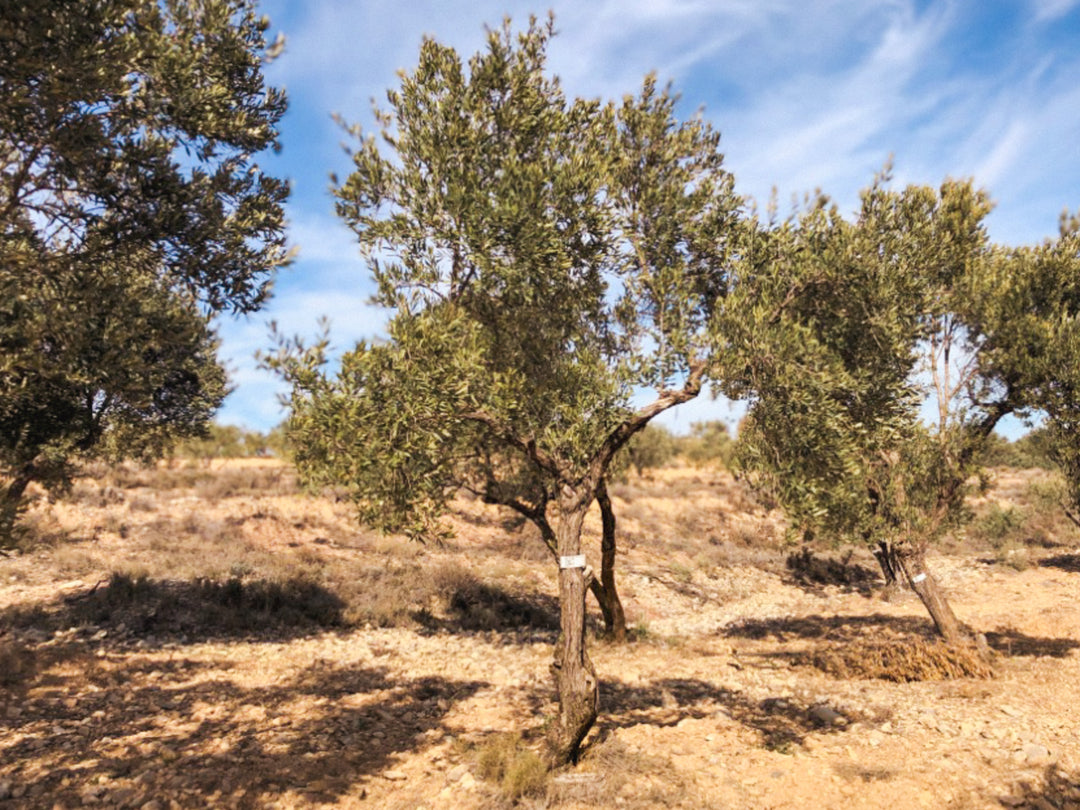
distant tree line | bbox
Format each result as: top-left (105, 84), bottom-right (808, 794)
top-left (619, 421), bottom-right (735, 475)
top-left (626, 421), bottom-right (1061, 478)
top-left (976, 428), bottom-right (1058, 470)
top-left (171, 423), bottom-right (288, 460)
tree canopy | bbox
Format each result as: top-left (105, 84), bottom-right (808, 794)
top-left (269, 16), bottom-right (744, 763)
top-left (722, 173), bottom-right (1080, 643)
top-left (1, 0), bottom-right (289, 542)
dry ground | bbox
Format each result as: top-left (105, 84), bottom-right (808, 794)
top-left (2, 461), bottom-right (1080, 809)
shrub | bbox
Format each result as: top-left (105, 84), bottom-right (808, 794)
top-left (474, 732), bottom-right (549, 801)
top-left (620, 425), bottom-right (679, 477)
top-left (970, 503), bottom-right (1027, 546)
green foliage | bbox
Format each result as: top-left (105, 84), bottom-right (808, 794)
top-left (1012, 428), bottom-right (1059, 470)
top-left (268, 16), bottom-right (743, 540)
top-left (172, 423), bottom-right (281, 459)
top-left (969, 503), bottom-right (1026, 546)
top-left (620, 425), bottom-right (679, 476)
top-left (0, 0), bottom-right (289, 542)
top-left (978, 431), bottom-right (1057, 470)
top-left (722, 175), bottom-right (997, 550)
top-left (725, 171), bottom-right (1080, 560)
top-left (681, 420), bottom-right (734, 467)
top-left (613, 421), bottom-right (735, 477)
top-left (960, 214), bottom-right (1080, 515)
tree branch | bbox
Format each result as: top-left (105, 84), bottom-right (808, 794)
top-left (459, 410), bottom-right (561, 476)
top-left (593, 358), bottom-right (706, 479)
top-left (465, 480), bottom-right (559, 557)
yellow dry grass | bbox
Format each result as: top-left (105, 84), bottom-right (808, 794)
top-left (1, 460), bottom-right (1079, 809)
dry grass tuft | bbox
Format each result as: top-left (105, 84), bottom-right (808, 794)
top-left (423, 565), bottom-right (560, 633)
top-left (342, 561), bottom-right (432, 628)
top-left (551, 736), bottom-right (725, 809)
top-left (472, 732), bottom-right (550, 803)
top-left (801, 639), bottom-right (995, 682)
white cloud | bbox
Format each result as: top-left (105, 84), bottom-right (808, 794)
top-left (220, 0), bottom-right (1080, 432)
top-left (286, 212), bottom-right (365, 265)
top-left (972, 119), bottom-right (1030, 190)
top-left (1031, 0), bottom-right (1080, 22)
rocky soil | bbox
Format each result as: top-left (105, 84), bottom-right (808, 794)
top-left (1, 462), bottom-right (1079, 809)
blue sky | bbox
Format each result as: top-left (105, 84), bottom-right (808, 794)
top-left (217, 0), bottom-right (1080, 438)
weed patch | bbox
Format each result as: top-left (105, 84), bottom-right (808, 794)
top-left (474, 732), bottom-right (550, 802)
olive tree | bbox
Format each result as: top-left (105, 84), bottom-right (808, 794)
top-left (721, 177), bottom-right (1005, 644)
top-left (965, 210), bottom-right (1080, 527)
top-left (267, 17), bottom-right (742, 764)
top-left (0, 0), bottom-right (289, 543)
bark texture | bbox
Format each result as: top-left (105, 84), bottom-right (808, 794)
top-left (896, 543), bottom-right (968, 644)
top-left (547, 491), bottom-right (599, 765)
top-left (594, 479), bottom-right (627, 642)
top-left (520, 498), bottom-right (626, 641)
top-left (872, 540), bottom-right (903, 601)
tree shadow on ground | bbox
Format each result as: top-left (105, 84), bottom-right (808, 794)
top-left (595, 677), bottom-right (855, 750)
top-left (0, 648), bottom-right (487, 808)
top-left (723, 613), bottom-right (937, 643)
top-left (982, 627), bottom-right (1080, 658)
top-left (995, 763), bottom-right (1080, 809)
top-left (414, 580), bottom-right (562, 644)
top-left (1, 572), bottom-right (347, 645)
top-left (725, 613), bottom-right (1080, 664)
top-left (2, 570), bottom-right (572, 651)
top-left (520, 676), bottom-right (854, 752)
top-left (1040, 552), bottom-right (1080, 573)
top-left (782, 548), bottom-right (881, 597)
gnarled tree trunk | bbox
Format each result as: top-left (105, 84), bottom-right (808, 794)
top-left (594, 479), bottom-right (627, 642)
top-left (547, 488), bottom-right (599, 765)
top-left (872, 539), bottom-right (903, 600)
top-left (525, 486), bottom-right (627, 642)
top-left (894, 542), bottom-right (968, 645)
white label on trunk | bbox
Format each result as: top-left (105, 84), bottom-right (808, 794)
top-left (559, 554), bottom-right (587, 569)
top-left (912, 573), bottom-right (927, 584)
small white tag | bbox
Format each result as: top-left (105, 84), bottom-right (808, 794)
top-left (911, 573), bottom-right (927, 584)
top-left (559, 554), bottom-right (587, 569)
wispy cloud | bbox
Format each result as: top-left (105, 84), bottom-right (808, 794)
top-left (224, 0), bottom-right (1080, 431)
top-left (1031, 0), bottom-right (1080, 22)
top-left (972, 120), bottom-right (1030, 191)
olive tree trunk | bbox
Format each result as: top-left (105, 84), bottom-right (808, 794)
top-left (547, 488), bottom-right (599, 765)
top-left (872, 539), bottom-right (904, 600)
top-left (894, 542), bottom-right (969, 645)
top-left (594, 479), bottom-right (627, 642)
top-left (526, 487), bottom-right (627, 643)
